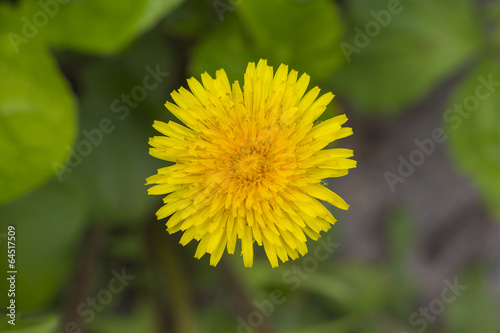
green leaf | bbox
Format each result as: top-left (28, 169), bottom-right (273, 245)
top-left (287, 317), bottom-right (358, 333)
top-left (162, 0), bottom-right (213, 39)
top-left (0, 5), bottom-right (76, 204)
top-left (237, 0), bottom-right (344, 81)
top-left (444, 268), bottom-right (500, 333)
top-left (385, 210), bottom-right (417, 317)
top-left (386, 210), bottom-right (414, 265)
top-left (301, 264), bottom-right (389, 314)
top-left (19, 0), bottom-right (183, 54)
top-left (0, 314), bottom-right (59, 332)
top-left (446, 58), bottom-right (500, 219)
top-left (189, 15), bottom-right (257, 83)
top-left (195, 305), bottom-right (241, 333)
top-left (67, 32), bottom-right (176, 224)
top-left (484, 1), bottom-right (500, 52)
top-left (88, 298), bottom-right (157, 333)
top-left (330, 0), bottom-right (481, 113)
top-left (135, 0), bottom-right (185, 34)
top-left (0, 178), bottom-right (87, 313)
top-left (190, 0), bottom-right (344, 82)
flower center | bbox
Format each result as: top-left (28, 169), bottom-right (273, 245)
top-left (234, 151), bottom-right (263, 181)
top-left (208, 123), bottom-right (294, 196)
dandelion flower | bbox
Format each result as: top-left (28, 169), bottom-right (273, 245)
top-left (146, 59), bottom-right (356, 268)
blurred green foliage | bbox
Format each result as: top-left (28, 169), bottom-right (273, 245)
top-left (19, 0), bottom-right (183, 53)
top-left (0, 5), bottom-right (76, 204)
top-left (1, 314), bottom-right (59, 333)
top-left (446, 59), bottom-right (500, 218)
top-left (0, 0), bottom-right (499, 332)
top-left (191, 0), bottom-right (344, 82)
top-left (0, 178), bottom-right (87, 312)
top-left (445, 267), bottom-right (500, 333)
top-left (330, 0), bottom-right (481, 112)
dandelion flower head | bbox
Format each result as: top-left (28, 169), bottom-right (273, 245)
top-left (146, 59), bottom-right (356, 267)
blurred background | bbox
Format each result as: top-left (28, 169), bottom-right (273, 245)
top-left (1, 0), bottom-right (500, 332)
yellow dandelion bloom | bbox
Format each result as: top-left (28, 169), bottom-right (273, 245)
top-left (146, 59), bottom-right (356, 268)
